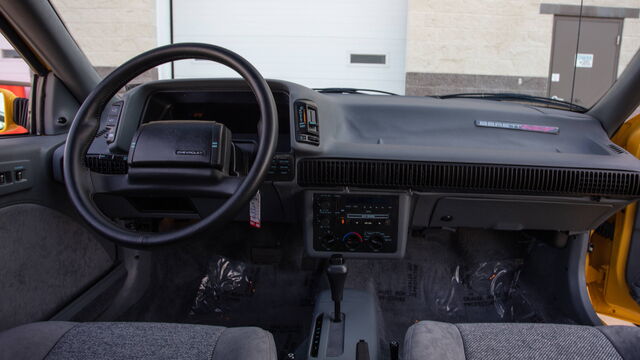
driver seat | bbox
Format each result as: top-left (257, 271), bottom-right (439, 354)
top-left (0, 321), bottom-right (277, 360)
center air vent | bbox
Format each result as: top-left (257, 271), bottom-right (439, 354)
top-left (85, 154), bottom-right (128, 174)
top-left (298, 158), bottom-right (640, 198)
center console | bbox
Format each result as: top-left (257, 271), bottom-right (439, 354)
top-left (309, 289), bottom-right (380, 359)
top-left (307, 255), bottom-right (383, 360)
top-left (303, 192), bottom-right (409, 359)
top-left (304, 191), bottom-right (410, 258)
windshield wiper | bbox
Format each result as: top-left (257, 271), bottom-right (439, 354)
top-left (314, 87), bottom-right (398, 96)
top-left (435, 92), bottom-right (588, 112)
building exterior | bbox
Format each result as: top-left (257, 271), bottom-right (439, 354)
top-left (0, 33), bottom-right (31, 84)
top-left (406, 0), bottom-right (640, 107)
top-left (48, 0), bottom-right (640, 107)
top-left (50, 0), bottom-right (158, 81)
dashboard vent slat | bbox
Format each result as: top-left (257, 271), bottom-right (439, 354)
top-left (298, 158), bottom-right (640, 197)
top-left (608, 144), bottom-right (626, 155)
top-left (85, 154), bottom-right (128, 174)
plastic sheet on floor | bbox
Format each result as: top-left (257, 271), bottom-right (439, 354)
top-left (187, 254), bottom-right (318, 357)
top-left (190, 256), bottom-right (255, 315)
top-left (435, 259), bottom-right (537, 322)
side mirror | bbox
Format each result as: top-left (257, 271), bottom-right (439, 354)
top-left (0, 88), bottom-right (28, 135)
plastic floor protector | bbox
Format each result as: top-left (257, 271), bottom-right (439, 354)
top-left (123, 226), bottom-right (574, 358)
top-left (187, 255), bottom-right (321, 358)
top-left (344, 229), bottom-right (568, 346)
top-left (117, 224), bottom-right (324, 358)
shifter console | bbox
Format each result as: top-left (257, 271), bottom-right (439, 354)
top-left (306, 192), bottom-right (409, 258)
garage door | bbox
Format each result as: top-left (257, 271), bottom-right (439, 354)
top-left (159, 0), bottom-right (408, 94)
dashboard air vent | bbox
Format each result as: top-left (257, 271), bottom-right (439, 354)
top-left (608, 144), bottom-right (626, 155)
top-left (85, 154), bottom-right (128, 174)
top-left (298, 158), bottom-right (640, 197)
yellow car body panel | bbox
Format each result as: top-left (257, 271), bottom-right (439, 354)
top-left (587, 114), bottom-right (640, 324)
top-left (0, 88), bottom-right (19, 134)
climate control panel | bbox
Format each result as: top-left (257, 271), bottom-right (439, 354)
top-left (312, 193), bottom-right (399, 254)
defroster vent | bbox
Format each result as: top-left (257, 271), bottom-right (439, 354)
top-left (298, 158), bottom-right (640, 197)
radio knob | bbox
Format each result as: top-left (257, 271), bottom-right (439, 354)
top-left (318, 199), bottom-right (333, 210)
top-left (320, 231), bottom-right (336, 250)
top-left (342, 232), bottom-right (363, 251)
top-left (368, 234), bottom-right (385, 251)
top-left (319, 215), bottom-right (332, 227)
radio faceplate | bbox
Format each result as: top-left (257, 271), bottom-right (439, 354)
top-left (311, 193), bottom-right (400, 254)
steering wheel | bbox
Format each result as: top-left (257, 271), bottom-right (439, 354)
top-left (64, 43), bottom-right (278, 247)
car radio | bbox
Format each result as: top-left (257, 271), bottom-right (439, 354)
top-left (308, 193), bottom-right (405, 255)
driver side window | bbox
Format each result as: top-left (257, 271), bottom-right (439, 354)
top-left (0, 33), bottom-right (31, 136)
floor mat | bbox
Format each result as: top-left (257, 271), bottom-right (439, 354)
top-left (186, 256), bottom-right (322, 357)
top-left (119, 224), bottom-right (325, 358)
top-left (120, 226), bottom-right (574, 357)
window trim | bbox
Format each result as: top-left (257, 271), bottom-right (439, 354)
top-left (0, 13), bottom-right (47, 76)
top-left (0, 12), bottom-right (49, 136)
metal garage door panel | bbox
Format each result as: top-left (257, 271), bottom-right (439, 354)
top-left (168, 0), bottom-right (408, 94)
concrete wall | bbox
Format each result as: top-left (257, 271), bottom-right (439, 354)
top-left (406, 0), bottom-right (640, 96)
top-left (50, 0), bottom-right (157, 81)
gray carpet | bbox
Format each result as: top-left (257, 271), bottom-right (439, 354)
top-left (344, 229), bottom-right (572, 345)
top-left (119, 224), bottom-right (323, 358)
top-left (186, 259), bottom-right (321, 357)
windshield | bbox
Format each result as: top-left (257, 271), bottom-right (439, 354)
top-left (49, 0), bottom-right (640, 111)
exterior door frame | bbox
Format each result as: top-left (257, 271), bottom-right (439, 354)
top-left (546, 15), bottom-right (623, 101)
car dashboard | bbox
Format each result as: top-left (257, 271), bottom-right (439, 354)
top-left (73, 78), bottom-right (640, 258)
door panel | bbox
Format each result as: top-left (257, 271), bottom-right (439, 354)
top-left (0, 203), bottom-right (112, 331)
top-left (626, 208), bottom-right (640, 302)
top-left (0, 106), bottom-right (115, 332)
top-left (587, 114), bottom-right (640, 324)
top-left (0, 2), bottom-right (118, 332)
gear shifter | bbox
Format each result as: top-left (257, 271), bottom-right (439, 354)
top-left (326, 254), bottom-right (348, 322)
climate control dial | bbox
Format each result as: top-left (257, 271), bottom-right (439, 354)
top-left (368, 233), bottom-right (385, 251)
top-left (342, 232), bottom-right (364, 251)
top-left (319, 230), bottom-right (336, 250)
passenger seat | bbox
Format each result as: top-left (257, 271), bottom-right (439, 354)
top-left (403, 321), bottom-right (640, 360)
top-left (0, 321), bottom-right (277, 360)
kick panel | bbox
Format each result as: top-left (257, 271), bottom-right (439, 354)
top-left (312, 193), bottom-right (399, 254)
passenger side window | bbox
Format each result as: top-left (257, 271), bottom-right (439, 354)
top-left (0, 33), bottom-right (31, 136)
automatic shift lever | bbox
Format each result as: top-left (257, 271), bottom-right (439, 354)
top-left (326, 254), bottom-right (348, 322)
